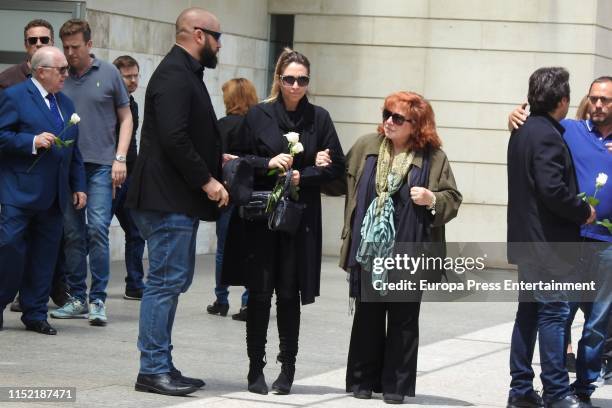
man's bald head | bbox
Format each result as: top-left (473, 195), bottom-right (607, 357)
top-left (31, 46), bottom-right (68, 93)
top-left (31, 46), bottom-right (66, 72)
top-left (174, 7), bottom-right (221, 68)
top-left (175, 7), bottom-right (219, 41)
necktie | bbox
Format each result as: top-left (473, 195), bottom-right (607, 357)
top-left (46, 93), bottom-right (64, 132)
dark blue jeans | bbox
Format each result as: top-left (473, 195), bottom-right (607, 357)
top-left (131, 209), bottom-right (199, 374)
top-left (509, 265), bottom-right (571, 403)
top-left (62, 163), bottom-right (112, 303)
top-left (571, 242), bottom-right (612, 396)
top-left (111, 177), bottom-right (145, 291)
top-left (214, 206), bottom-right (248, 306)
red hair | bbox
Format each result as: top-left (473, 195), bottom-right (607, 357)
top-left (377, 91), bottom-right (442, 151)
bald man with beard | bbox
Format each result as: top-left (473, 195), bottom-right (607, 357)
top-left (127, 8), bottom-right (228, 396)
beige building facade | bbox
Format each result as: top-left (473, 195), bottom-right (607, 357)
top-left (1, 0), bottom-right (610, 263)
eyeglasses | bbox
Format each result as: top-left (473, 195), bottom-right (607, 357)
top-left (280, 75), bottom-right (310, 87)
top-left (382, 109), bottom-right (415, 126)
top-left (193, 27), bottom-right (222, 41)
top-left (40, 65), bottom-right (69, 75)
top-left (588, 95), bottom-right (612, 105)
top-left (26, 36), bottom-right (51, 45)
top-left (122, 74), bottom-right (140, 81)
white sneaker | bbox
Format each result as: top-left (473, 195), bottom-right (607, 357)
top-left (88, 300), bottom-right (107, 326)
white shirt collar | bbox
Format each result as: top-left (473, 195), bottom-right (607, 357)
top-left (30, 77), bottom-right (51, 100)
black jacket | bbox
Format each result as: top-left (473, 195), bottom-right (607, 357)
top-left (221, 99), bottom-right (345, 304)
top-left (217, 114), bottom-right (243, 153)
top-left (507, 114), bottom-right (590, 267)
top-left (126, 45), bottom-right (222, 220)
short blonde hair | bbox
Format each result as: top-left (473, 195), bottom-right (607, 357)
top-left (222, 78), bottom-right (259, 115)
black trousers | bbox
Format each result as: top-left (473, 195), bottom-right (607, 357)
top-left (246, 231), bottom-right (301, 368)
top-left (346, 298), bottom-right (422, 397)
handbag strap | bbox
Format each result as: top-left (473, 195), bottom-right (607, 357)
top-left (281, 169), bottom-right (294, 199)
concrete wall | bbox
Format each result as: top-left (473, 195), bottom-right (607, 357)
top-left (53, 0), bottom-right (612, 262)
top-left (269, 0), bottom-right (612, 260)
top-left (67, 0), bottom-right (270, 260)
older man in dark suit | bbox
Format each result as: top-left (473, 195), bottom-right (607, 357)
top-left (506, 67), bottom-right (595, 408)
top-left (0, 46), bottom-right (86, 334)
top-left (126, 7), bottom-right (228, 396)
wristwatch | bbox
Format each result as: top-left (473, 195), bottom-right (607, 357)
top-left (115, 154), bottom-right (127, 163)
top-left (427, 193), bottom-right (437, 215)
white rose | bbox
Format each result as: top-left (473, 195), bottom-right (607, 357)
top-left (70, 113), bottom-right (81, 125)
top-left (284, 132), bottom-right (299, 144)
top-left (596, 172), bottom-right (608, 189)
top-left (290, 142), bottom-right (304, 155)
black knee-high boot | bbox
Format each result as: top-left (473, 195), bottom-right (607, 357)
top-left (247, 293), bottom-right (271, 394)
top-left (272, 296), bottom-right (300, 394)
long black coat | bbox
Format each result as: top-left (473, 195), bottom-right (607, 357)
top-left (221, 99), bottom-right (345, 304)
top-left (126, 45), bottom-right (222, 220)
top-left (507, 113), bottom-right (590, 269)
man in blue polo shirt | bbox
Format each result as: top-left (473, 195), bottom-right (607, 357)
top-left (509, 76), bottom-right (611, 407)
top-left (50, 19), bottom-right (133, 327)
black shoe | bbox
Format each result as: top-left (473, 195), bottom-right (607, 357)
top-left (575, 394), bottom-right (592, 408)
top-left (352, 389), bottom-right (372, 399)
top-left (135, 373), bottom-right (198, 396)
top-left (24, 320), bottom-right (57, 335)
top-left (50, 283), bottom-right (70, 307)
top-left (206, 301), bottom-right (229, 316)
top-left (247, 363), bottom-right (268, 395)
top-left (232, 306), bottom-right (247, 321)
top-left (124, 288), bottom-right (143, 300)
top-left (169, 369), bottom-right (205, 388)
top-left (0, 311), bottom-right (3, 330)
top-left (10, 296), bottom-right (21, 313)
top-left (271, 363), bottom-right (294, 395)
top-left (508, 390), bottom-right (545, 408)
top-left (545, 395), bottom-right (580, 408)
top-left (566, 352), bottom-right (577, 373)
top-left (383, 393), bottom-right (404, 404)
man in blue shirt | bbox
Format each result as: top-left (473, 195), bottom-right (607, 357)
top-left (50, 19), bottom-right (133, 327)
top-left (509, 76), bottom-right (612, 407)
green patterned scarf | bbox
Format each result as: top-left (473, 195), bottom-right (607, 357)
top-left (355, 137), bottom-right (414, 295)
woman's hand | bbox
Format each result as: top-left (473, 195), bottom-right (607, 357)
top-left (222, 153), bottom-right (238, 167)
top-left (315, 148), bottom-right (332, 167)
top-left (268, 153), bottom-right (293, 171)
top-left (410, 187), bottom-right (435, 207)
top-left (290, 169), bottom-right (300, 186)
top-left (508, 102), bottom-right (528, 130)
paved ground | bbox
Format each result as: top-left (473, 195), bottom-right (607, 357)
top-left (0, 255), bottom-right (610, 407)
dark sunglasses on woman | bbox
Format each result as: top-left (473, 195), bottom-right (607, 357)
top-left (382, 109), bottom-right (415, 126)
top-left (280, 75), bottom-right (310, 87)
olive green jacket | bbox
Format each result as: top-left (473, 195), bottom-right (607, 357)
top-left (338, 133), bottom-right (463, 271)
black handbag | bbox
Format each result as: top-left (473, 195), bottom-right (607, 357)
top-left (222, 158), bottom-right (253, 206)
top-left (267, 170), bottom-right (305, 235)
top-left (238, 190), bottom-right (271, 221)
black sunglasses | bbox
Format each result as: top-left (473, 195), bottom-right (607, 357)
top-left (382, 109), bottom-right (415, 126)
top-left (193, 27), bottom-right (222, 41)
top-left (41, 65), bottom-right (69, 75)
top-left (26, 36), bottom-right (51, 45)
top-left (588, 95), bottom-right (612, 105)
top-left (280, 75), bottom-right (310, 87)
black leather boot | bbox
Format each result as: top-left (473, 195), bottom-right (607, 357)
top-left (246, 293), bottom-right (271, 395)
top-left (272, 296), bottom-right (300, 395)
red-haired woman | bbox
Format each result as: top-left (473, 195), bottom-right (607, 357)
top-left (339, 91), bottom-right (462, 404)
